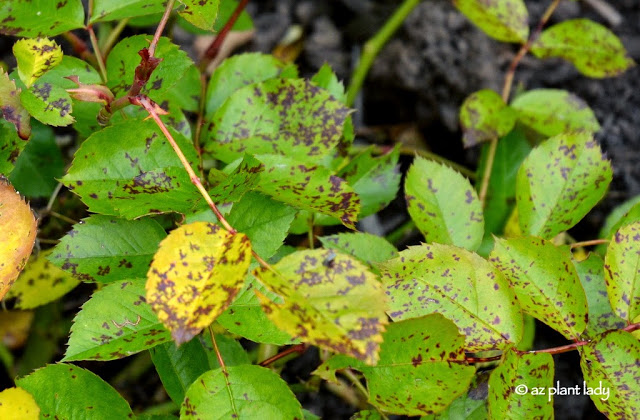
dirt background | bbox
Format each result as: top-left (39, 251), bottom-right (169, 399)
top-left (244, 0), bottom-right (639, 418)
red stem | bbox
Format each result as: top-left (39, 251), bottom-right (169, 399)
top-left (259, 344), bottom-right (307, 367)
top-left (200, 0), bottom-right (249, 71)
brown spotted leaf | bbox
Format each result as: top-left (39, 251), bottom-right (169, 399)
top-left (0, 71), bottom-right (31, 140)
top-left (255, 154), bottom-right (360, 229)
top-left (453, 0), bottom-right (529, 43)
top-left (0, 179), bottom-right (36, 300)
top-left (147, 222), bottom-right (251, 345)
top-left (204, 78), bottom-right (351, 164)
top-left (7, 249), bottom-right (80, 309)
top-left (459, 89), bottom-right (516, 147)
top-left (254, 249), bottom-right (387, 364)
top-left (490, 237), bottom-right (588, 340)
top-left (0, 0), bottom-right (85, 37)
top-left (178, 0), bottom-right (220, 31)
top-left (49, 215), bottom-right (167, 283)
top-left (361, 315), bottom-right (475, 416)
top-left (16, 75), bottom-right (74, 127)
top-left (574, 254), bottom-right (625, 338)
top-left (380, 243), bottom-right (523, 352)
top-left (405, 157), bottom-right (484, 251)
top-left (531, 19), bottom-right (635, 78)
top-left (62, 119), bottom-right (203, 219)
top-left (603, 222), bottom-right (640, 322)
top-left (64, 279), bottom-right (172, 361)
top-left (488, 349), bottom-right (554, 419)
top-left (13, 38), bottom-right (63, 87)
top-left (510, 89), bottom-right (600, 137)
top-left (580, 330), bottom-right (640, 418)
top-left (516, 132), bottom-right (612, 239)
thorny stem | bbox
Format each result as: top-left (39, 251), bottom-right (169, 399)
top-left (259, 344), bottom-right (307, 367)
top-left (479, 0), bottom-right (562, 207)
top-left (570, 239), bottom-right (610, 249)
top-left (200, 0), bottom-right (250, 72)
top-left (346, 0), bottom-right (420, 107)
top-left (465, 322), bottom-right (640, 364)
top-left (136, 95), bottom-right (276, 272)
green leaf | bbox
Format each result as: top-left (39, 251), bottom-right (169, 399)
top-left (452, 0), bottom-right (529, 43)
top-left (459, 89), bottom-right (516, 147)
top-left (62, 119), bottom-right (203, 218)
top-left (255, 154), bottom-right (360, 229)
top-left (207, 155), bottom-right (263, 204)
top-left (205, 53), bottom-right (296, 118)
top-left (603, 222), bottom-right (640, 322)
top-left (488, 349), bottom-right (554, 419)
top-left (178, 0), bottom-right (220, 31)
top-left (599, 195), bottom-right (640, 241)
top-left (9, 121), bottom-right (63, 197)
top-left (380, 243), bottom-right (523, 351)
top-left (91, 0), bottom-right (166, 23)
top-left (510, 89), bottom-right (600, 137)
top-left (217, 276), bottom-right (295, 345)
top-left (147, 222), bottom-right (251, 344)
top-left (226, 192), bottom-right (297, 260)
top-left (476, 127), bottom-right (531, 235)
top-left (107, 36), bottom-right (194, 100)
top-left (360, 315), bottom-right (475, 416)
top-left (337, 146), bottom-right (401, 218)
top-left (204, 78), bottom-right (350, 164)
top-left (254, 249), bottom-right (387, 364)
top-left (405, 157), bottom-right (484, 251)
top-left (318, 232), bottom-right (398, 268)
top-left (351, 410), bottom-right (382, 420)
top-left (516, 132), bottom-right (612, 239)
top-left (7, 250), bottom-right (80, 309)
top-left (490, 237), bottom-right (588, 340)
top-left (13, 38), bottom-right (63, 88)
top-left (531, 19), bottom-right (635, 78)
top-left (0, 72), bottom-right (30, 141)
top-left (574, 254), bottom-right (625, 338)
top-left (0, 0), bottom-right (85, 37)
top-left (159, 65), bottom-right (201, 113)
top-left (16, 364), bottom-right (134, 419)
top-left (49, 215), bottom-right (167, 283)
top-left (150, 338), bottom-right (210, 405)
top-left (0, 121), bottom-right (27, 175)
top-left (422, 372), bottom-right (489, 420)
top-left (181, 365), bottom-right (304, 419)
top-left (64, 279), bottom-right (172, 361)
top-left (580, 330), bottom-right (640, 418)
top-left (18, 77), bottom-right (74, 126)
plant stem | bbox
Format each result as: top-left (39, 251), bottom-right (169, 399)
top-left (101, 18), bottom-right (130, 57)
top-left (49, 211), bottom-right (79, 225)
top-left (209, 326), bottom-right (239, 416)
top-left (200, 0), bottom-right (249, 72)
top-left (135, 95), bottom-right (235, 232)
top-left (342, 370), bottom-right (390, 420)
top-left (345, 0), bottom-right (420, 107)
top-left (87, 26), bottom-right (108, 82)
top-left (149, 0), bottom-right (176, 57)
top-left (479, 0), bottom-right (561, 206)
top-left (62, 31), bottom-right (97, 65)
top-left (570, 239), bottom-right (610, 249)
top-left (259, 344), bottom-right (307, 367)
top-left (193, 73), bottom-right (208, 182)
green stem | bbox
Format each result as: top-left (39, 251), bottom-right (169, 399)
top-left (346, 0), bottom-right (420, 106)
top-left (101, 18), bottom-right (130, 57)
top-left (88, 26), bottom-right (108, 82)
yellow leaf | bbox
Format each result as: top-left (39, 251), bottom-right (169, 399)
top-left (7, 249), bottom-right (80, 309)
top-left (254, 249), bottom-right (388, 365)
top-left (0, 179), bottom-right (37, 300)
top-left (0, 387), bottom-right (40, 419)
top-left (13, 38), bottom-right (63, 87)
top-left (0, 310), bottom-right (34, 349)
top-left (146, 222), bottom-right (251, 344)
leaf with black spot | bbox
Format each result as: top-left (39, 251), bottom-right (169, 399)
top-left (603, 222), bottom-right (640, 322)
top-left (0, 0), bottom-right (85, 37)
top-left (0, 70), bottom-right (31, 140)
